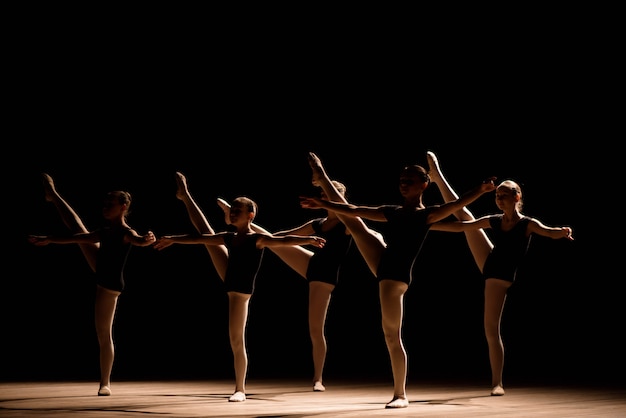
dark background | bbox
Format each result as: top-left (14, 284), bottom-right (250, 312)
top-left (8, 139), bottom-right (614, 387)
top-left (4, 24), bottom-right (619, 389)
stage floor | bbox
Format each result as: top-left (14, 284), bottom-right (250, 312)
top-left (1, 379), bottom-right (624, 417)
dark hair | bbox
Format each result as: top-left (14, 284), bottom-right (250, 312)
top-left (105, 191), bottom-right (132, 218)
top-left (401, 165), bottom-right (430, 184)
top-left (331, 180), bottom-right (346, 196)
top-left (232, 196), bottom-right (258, 216)
top-left (497, 180), bottom-right (523, 211)
top-left (108, 191), bottom-right (132, 206)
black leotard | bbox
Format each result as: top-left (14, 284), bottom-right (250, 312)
top-left (376, 205), bottom-right (434, 285)
top-left (306, 218), bottom-right (353, 286)
top-left (482, 215), bottom-right (532, 283)
top-left (95, 225), bottom-right (132, 292)
top-left (223, 232), bottom-right (265, 294)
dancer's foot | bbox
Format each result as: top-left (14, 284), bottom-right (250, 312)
top-left (42, 173), bottom-right (56, 202)
top-left (313, 381), bottom-right (325, 392)
top-left (426, 151), bottom-right (443, 184)
top-left (228, 391), bottom-right (246, 402)
top-left (98, 385), bottom-right (111, 396)
top-left (385, 396), bottom-right (408, 408)
top-left (491, 385), bottom-right (505, 396)
top-left (308, 152), bottom-right (326, 187)
top-left (175, 172), bottom-right (189, 201)
top-left (217, 198), bottom-right (232, 225)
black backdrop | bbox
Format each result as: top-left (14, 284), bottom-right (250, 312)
top-left (4, 30), bottom-right (618, 387)
top-left (7, 137), bottom-right (615, 387)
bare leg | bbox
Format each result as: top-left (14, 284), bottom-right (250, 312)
top-left (217, 198), bottom-right (313, 279)
top-left (484, 279), bottom-right (511, 396)
top-left (42, 173), bottom-right (98, 272)
top-left (94, 285), bottom-right (120, 396)
top-left (175, 172), bottom-right (229, 280)
top-left (308, 281), bottom-right (334, 391)
top-left (307, 153), bottom-right (386, 276)
top-left (227, 292), bottom-right (251, 402)
top-left (379, 280), bottom-right (409, 408)
top-left (308, 153), bottom-right (407, 407)
top-left (426, 152), bottom-right (493, 272)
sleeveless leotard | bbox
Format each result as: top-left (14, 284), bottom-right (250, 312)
top-left (482, 215), bottom-right (532, 283)
top-left (306, 218), bottom-right (353, 286)
top-left (95, 225), bottom-right (132, 292)
top-left (376, 205), bottom-right (434, 285)
top-left (223, 232), bottom-right (265, 294)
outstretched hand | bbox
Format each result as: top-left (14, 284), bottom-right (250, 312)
top-left (143, 231), bottom-right (156, 245)
top-left (562, 227), bottom-right (574, 241)
top-left (300, 196), bottom-right (324, 209)
top-left (481, 177), bottom-right (497, 193)
top-left (308, 236), bottom-right (326, 248)
top-left (153, 237), bottom-right (174, 251)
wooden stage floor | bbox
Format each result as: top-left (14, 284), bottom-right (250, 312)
top-left (1, 379), bottom-right (625, 417)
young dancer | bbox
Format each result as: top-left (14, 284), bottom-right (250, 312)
top-left (426, 151), bottom-right (574, 396)
top-left (299, 152), bottom-right (495, 408)
top-left (153, 172), bottom-right (326, 402)
top-left (28, 174), bottom-right (156, 396)
top-left (216, 178), bottom-right (358, 392)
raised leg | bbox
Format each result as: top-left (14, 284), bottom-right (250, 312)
top-left (426, 151), bottom-right (493, 272)
top-left (307, 153), bottom-right (386, 276)
top-left (42, 173), bottom-right (98, 272)
top-left (175, 172), bottom-right (229, 280)
top-left (217, 197), bottom-right (313, 279)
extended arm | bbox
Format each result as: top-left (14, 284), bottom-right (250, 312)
top-left (28, 231), bottom-right (99, 246)
top-left (126, 229), bottom-right (157, 247)
top-left (430, 216), bottom-right (492, 232)
top-left (300, 197), bottom-right (388, 222)
top-left (217, 197), bottom-right (315, 236)
top-left (426, 178), bottom-right (496, 224)
top-left (527, 218), bottom-right (574, 240)
top-left (257, 234), bottom-right (326, 249)
top-left (273, 221), bottom-right (316, 236)
top-left (154, 232), bottom-right (226, 250)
